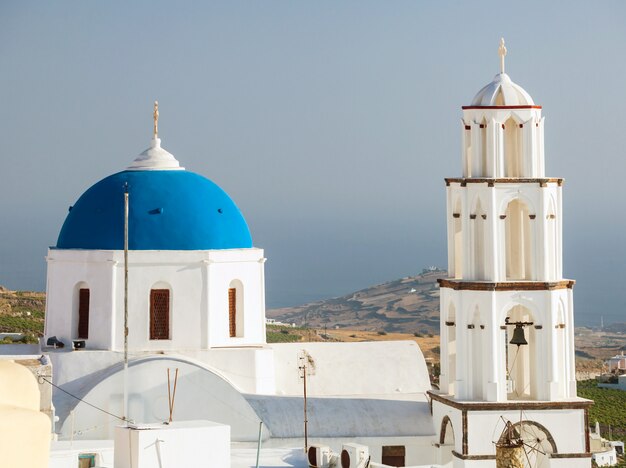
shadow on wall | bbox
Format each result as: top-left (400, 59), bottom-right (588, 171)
top-left (53, 355), bottom-right (262, 442)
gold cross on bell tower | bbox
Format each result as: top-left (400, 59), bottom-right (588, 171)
top-left (153, 100), bottom-right (159, 138)
top-left (498, 38), bottom-right (507, 74)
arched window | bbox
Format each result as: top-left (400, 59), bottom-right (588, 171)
top-left (228, 280), bottom-right (244, 338)
top-left (504, 199), bottom-right (534, 280)
top-left (150, 287), bottom-right (170, 340)
top-left (74, 283), bottom-right (90, 339)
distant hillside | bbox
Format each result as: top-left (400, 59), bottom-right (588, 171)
top-left (0, 286), bottom-right (45, 343)
top-left (266, 269), bottom-right (446, 334)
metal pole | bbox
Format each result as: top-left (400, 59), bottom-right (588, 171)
top-left (169, 368), bottom-right (179, 423)
top-left (255, 421), bottom-right (263, 468)
top-left (123, 184), bottom-right (129, 422)
top-left (303, 363), bottom-right (308, 453)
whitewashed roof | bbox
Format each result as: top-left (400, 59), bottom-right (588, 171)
top-left (471, 72), bottom-right (534, 106)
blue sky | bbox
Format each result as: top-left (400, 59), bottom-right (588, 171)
top-left (1, 1), bottom-right (625, 326)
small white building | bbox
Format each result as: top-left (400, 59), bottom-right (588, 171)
top-left (598, 374), bottom-right (626, 391)
top-left (590, 422), bottom-right (619, 467)
top-left (606, 352), bottom-right (626, 372)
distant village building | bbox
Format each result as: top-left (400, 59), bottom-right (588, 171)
top-left (606, 352), bottom-right (626, 373)
top-left (598, 374), bottom-right (626, 391)
top-left (590, 422), bottom-right (619, 466)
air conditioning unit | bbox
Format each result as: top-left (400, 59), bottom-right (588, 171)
top-left (340, 443), bottom-right (369, 468)
top-left (308, 444), bottom-right (332, 468)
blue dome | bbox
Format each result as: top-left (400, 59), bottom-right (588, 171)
top-left (56, 170), bottom-right (252, 250)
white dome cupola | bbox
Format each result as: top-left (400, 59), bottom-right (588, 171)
top-left (127, 101), bottom-right (184, 171)
top-left (471, 72), bottom-right (534, 107)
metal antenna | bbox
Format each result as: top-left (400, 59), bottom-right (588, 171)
top-left (123, 182), bottom-right (129, 422)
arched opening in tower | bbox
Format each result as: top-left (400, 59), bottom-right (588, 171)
top-left (453, 199), bottom-right (463, 279)
top-left (480, 118), bottom-right (488, 176)
top-left (471, 198), bottom-right (486, 280)
top-left (470, 306), bottom-right (483, 399)
top-left (503, 117), bottom-right (523, 177)
top-left (504, 305), bottom-right (537, 401)
top-left (439, 416), bottom-right (455, 466)
top-left (504, 199), bottom-right (533, 280)
top-left (546, 197), bottom-right (558, 280)
top-left (555, 302), bottom-right (567, 398)
top-left (446, 303), bottom-right (457, 395)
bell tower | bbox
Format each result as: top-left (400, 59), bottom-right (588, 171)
top-left (430, 40), bottom-right (592, 467)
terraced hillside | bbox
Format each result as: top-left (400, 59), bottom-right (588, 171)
top-left (0, 286), bottom-right (45, 343)
top-left (267, 269), bottom-right (446, 334)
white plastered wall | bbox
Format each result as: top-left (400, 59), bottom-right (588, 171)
top-left (271, 341), bottom-right (431, 396)
top-left (45, 247), bottom-right (266, 351)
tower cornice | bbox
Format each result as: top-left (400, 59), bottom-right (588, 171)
top-left (438, 279), bottom-right (575, 291)
top-left (462, 105), bottom-right (542, 110)
top-left (445, 177), bottom-right (563, 187)
top-left (428, 391), bottom-right (592, 410)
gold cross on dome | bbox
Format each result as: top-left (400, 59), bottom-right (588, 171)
top-left (499, 38), bottom-right (507, 74)
top-left (153, 101), bottom-right (159, 138)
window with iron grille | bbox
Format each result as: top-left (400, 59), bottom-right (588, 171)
top-left (78, 288), bottom-right (90, 339)
top-left (150, 289), bottom-right (170, 340)
top-left (228, 288), bottom-right (236, 337)
top-left (382, 446), bottom-right (405, 467)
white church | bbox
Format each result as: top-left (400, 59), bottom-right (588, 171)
top-left (1, 41), bottom-right (594, 468)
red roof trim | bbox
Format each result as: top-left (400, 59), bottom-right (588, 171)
top-left (462, 105), bottom-right (542, 110)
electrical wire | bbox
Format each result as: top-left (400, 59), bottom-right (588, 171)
top-left (40, 377), bottom-right (126, 422)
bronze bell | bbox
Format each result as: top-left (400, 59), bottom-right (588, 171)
top-left (509, 323), bottom-right (528, 347)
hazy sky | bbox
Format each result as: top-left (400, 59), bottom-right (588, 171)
top-left (1, 1), bottom-right (625, 326)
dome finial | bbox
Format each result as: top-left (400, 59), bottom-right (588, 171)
top-left (153, 100), bottom-right (159, 139)
top-left (498, 38), bottom-right (507, 74)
